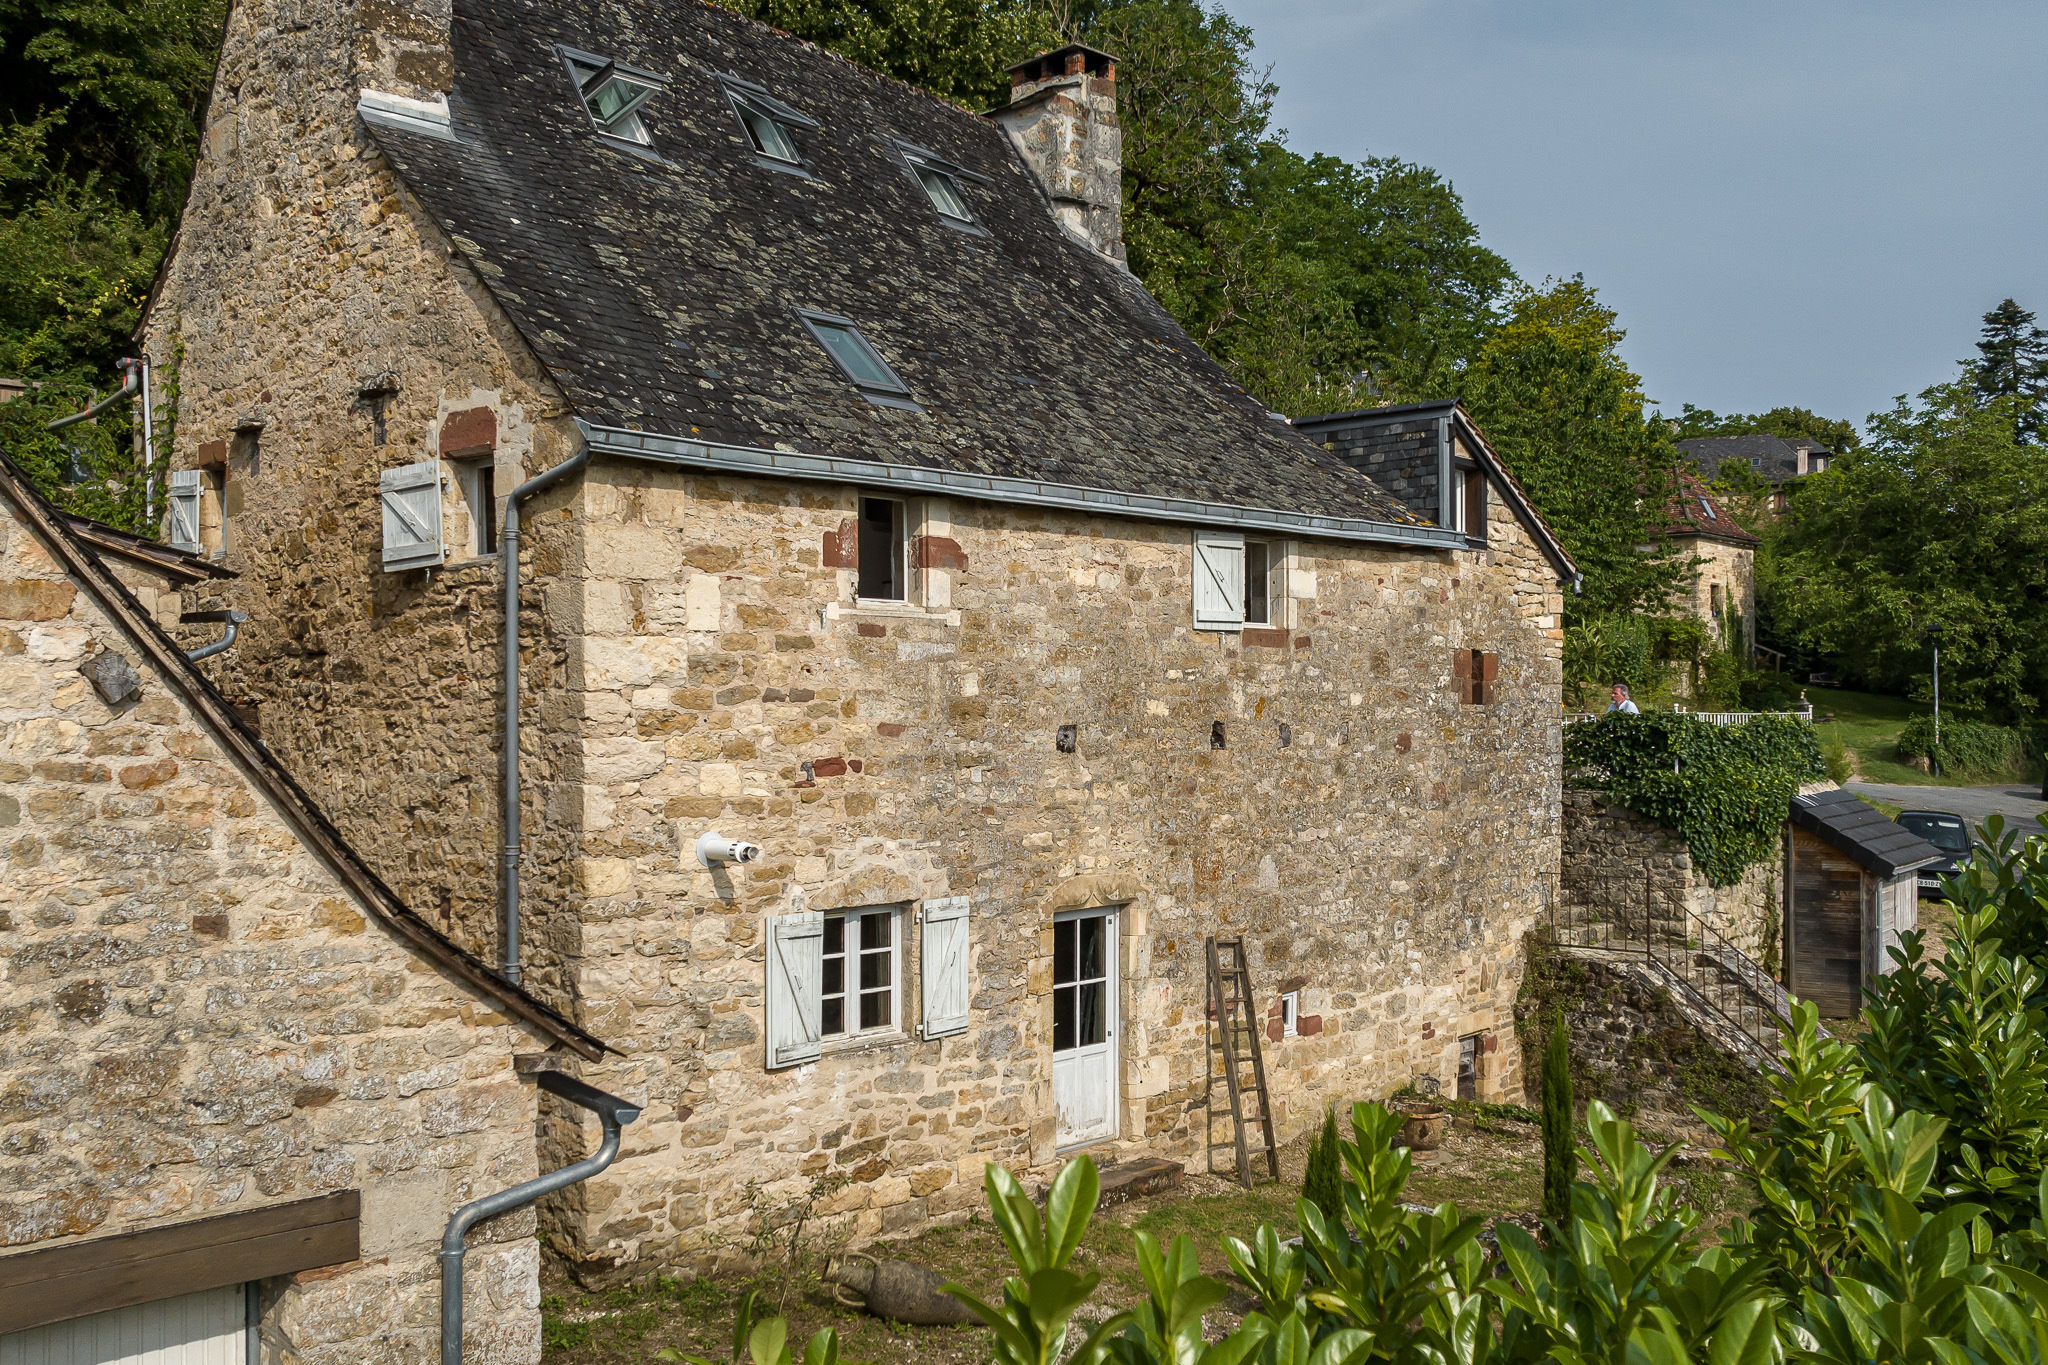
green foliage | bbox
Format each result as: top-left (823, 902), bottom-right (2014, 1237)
top-left (1564, 711), bottom-right (1825, 886)
top-left (1765, 379), bottom-right (2048, 722)
top-left (657, 1289), bottom-right (848, 1365)
top-left (1896, 715), bottom-right (2031, 778)
top-left (1301, 1107), bottom-right (1342, 1227)
top-left (1462, 278), bottom-right (1687, 619)
top-left (713, 0), bottom-right (1053, 109)
top-left (1540, 1010), bottom-right (1574, 1230)
top-left (1818, 728), bottom-right (1854, 784)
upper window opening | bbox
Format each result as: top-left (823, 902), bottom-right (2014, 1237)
top-left (719, 75), bottom-right (818, 169)
top-left (915, 163), bottom-right (971, 220)
top-left (558, 46), bottom-right (667, 145)
top-left (892, 141), bottom-right (989, 228)
top-left (1244, 540), bottom-right (1282, 626)
top-left (857, 496), bottom-right (906, 602)
top-left (797, 310), bottom-right (917, 408)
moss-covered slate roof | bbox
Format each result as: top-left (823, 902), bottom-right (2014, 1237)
top-left (363, 0), bottom-right (1424, 527)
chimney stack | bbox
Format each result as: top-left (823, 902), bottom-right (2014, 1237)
top-left (992, 45), bottom-right (1123, 263)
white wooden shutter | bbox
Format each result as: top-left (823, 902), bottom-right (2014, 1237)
top-left (165, 469), bottom-right (203, 552)
top-left (920, 896), bottom-right (971, 1039)
top-left (765, 911), bottom-right (823, 1068)
top-left (1192, 530), bottom-right (1244, 629)
top-left (379, 460), bottom-right (444, 570)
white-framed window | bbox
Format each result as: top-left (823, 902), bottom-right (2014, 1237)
top-left (1457, 466), bottom-right (1485, 538)
top-left (856, 495), bottom-right (907, 602)
top-left (765, 898), bottom-right (971, 1068)
top-left (1244, 540), bottom-right (1284, 626)
top-left (1279, 990), bottom-right (1299, 1038)
top-left (558, 45), bottom-right (668, 145)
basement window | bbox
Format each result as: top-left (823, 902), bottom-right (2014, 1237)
top-left (558, 46), bottom-right (668, 146)
top-left (720, 74), bottom-right (818, 170)
top-left (798, 310), bottom-right (919, 410)
top-left (856, 496), bottom-right (907, 601)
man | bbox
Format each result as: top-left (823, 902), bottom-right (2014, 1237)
top-left (1606, 683), bottom-right (1639, 715)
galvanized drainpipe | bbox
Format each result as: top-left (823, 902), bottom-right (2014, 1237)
top-left (441, 1069), bottom-right (641, 1365)
top-left (499, 449), bottom-right (590, 985)
top-left (47, 357), bottom-right (142, 431)
top-left (182, 608), bottom-right (247, 662)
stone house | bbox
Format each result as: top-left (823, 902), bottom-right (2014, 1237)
top-left (1661, 472), bottom-right (1757, 654)
top-left (139, 0), bottom-right (1580, 1281)
top-left (0, 455), bottom-right (612, 1361)
top-left (1676, 433), bottom-right (1833, 512)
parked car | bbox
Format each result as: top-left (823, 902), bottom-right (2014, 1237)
top-left (1897, 809), bottom-right (1974, 900)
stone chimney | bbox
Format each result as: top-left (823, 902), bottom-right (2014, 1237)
top-left (992, 45), bottom-right (1123, 263)
top-left (354, 0), bottom-right (455, 104)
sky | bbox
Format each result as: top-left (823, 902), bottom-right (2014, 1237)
top-left (1227, 0), bottom-right (2048, 433)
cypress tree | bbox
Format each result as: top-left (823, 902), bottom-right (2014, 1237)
top-left (1302, 1106), bottom-right (1343, 1226)
top-left (1970, 298), bottom-right (2048, 442)
top-left (1540, 1010), bottom-right (1576, 1229)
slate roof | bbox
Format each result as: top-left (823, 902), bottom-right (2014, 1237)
top-left (1659, 471), bottom-right (1757, 547)
top-left (0, 454), bottom-right (613, 1061)
top-left (1677, 434), bottom-right (1828, 486)
top-left (360, 0), bottom-right (1421, 527)
top-left (59, 510), bottom-right (238, 586)
top-left (1789, 787), bottom-right (1946, 877)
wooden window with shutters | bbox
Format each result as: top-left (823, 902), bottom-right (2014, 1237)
top-left (1192, 530), bottom-right (1245, 630)
top-left (765, 899), bottom-right (970, 1068)
top-left (165, 469), bottom-right (203, 553)
top-left (1452, 648), bottom-right (1498, 705)
top-left (379, 459), bottom-right (445, 571)
top-left (765, 910), bottom-right (824, 1068)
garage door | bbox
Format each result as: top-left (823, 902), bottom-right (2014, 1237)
top-left (0, 1284), bottom-right (245, 1365)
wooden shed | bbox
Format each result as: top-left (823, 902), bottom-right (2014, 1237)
top-left (1784, 788), bottom-right (1946, 1017)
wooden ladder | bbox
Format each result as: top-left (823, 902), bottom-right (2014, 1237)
top-left (1205, 936), bottom-right (1281, 1188)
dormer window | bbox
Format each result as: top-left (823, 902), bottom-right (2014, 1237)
top-left (718, 74), bottom-right (818, 171)
top-left (559, 45), bottom-right (667, 146)
top-left (796, 310), bottom-right (918, 410)
top-left (893, 141), bottom-right (989, 231)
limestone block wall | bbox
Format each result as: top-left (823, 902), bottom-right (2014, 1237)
top-left (537, 466), bottom-right (1563, 1277)
top-left (1561, 790), bottom-right (1781, 968)
top-left (1673, 536), bottom-right (1756, 650)
top-left (141, 0), bottom-right (578, 984)
top-left (0, 513), bottom-right (551, 1364)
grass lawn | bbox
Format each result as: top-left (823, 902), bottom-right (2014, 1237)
top-left (538, 1109), bottom-right (1753, 1365)
top-left (1808, 687), bottom-right (2040, 787)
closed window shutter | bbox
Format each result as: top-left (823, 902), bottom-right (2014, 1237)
top-left (920, 896), bottom-right (970, 1039)
top-left (765, 911), bottom-right (823, 1068)
top-left (1452, 647), bottom-right (1472, 704)
top-left (165, 470), bottom-right (203, 552)
top-left (380, 460), bottom-right (445, 570)
top-left (1192, 530), bottom-right (1244, 629)
top-left (1480, 652), bottom-right (1498, 705)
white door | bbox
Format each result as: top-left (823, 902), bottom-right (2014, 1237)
top-left (1052, 908), bottom-right (1119, 1146)
top-left (0, 1285), bottom-right (246, 1365)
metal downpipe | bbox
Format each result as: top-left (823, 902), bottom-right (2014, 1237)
top-left (499, 449), bottom-right (590, 985)
top-left (440, 1069), bottom-right (641, 1365)
top-left (47, 358), bottom-right (142, 431)
top-left (182, 609), bottom-right (247, 662)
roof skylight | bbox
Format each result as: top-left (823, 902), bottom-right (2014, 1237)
top-left (717, 75), bottom-right (819, 171)
top-left (796, 310), bottom-right (918, 410)
top-left (892, 141), bottom-right (989, 230)
top-left (558, 46), bottom-right (668, 146)
top-left (912, 161), bottom-right (971, 221)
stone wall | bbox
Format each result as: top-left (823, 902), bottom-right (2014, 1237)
top-left (140, 0), bottom-right (580, 985)
top-left (1561, 789), bottom-right (1781, 968)
top-left (0, 504), bottom-right (553, 1363)
top-left (1672, 535), bottom-right (1755, 652)
top-left (534, 463), bottom-right (1563, 1279)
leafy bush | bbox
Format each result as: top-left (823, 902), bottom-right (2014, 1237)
top-left (1565, 711), bottom-right (1826, 885)
top-left (1301, 1107), bottom-right (1342, 1225)
top-left (1819, 728), bottom-right (1854, 784)
top-left (1896, 714), bottom-right (2031, 778)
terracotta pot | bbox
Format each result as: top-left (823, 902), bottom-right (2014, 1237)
top-left (1398, 1108), bottom-right (1446, 1151)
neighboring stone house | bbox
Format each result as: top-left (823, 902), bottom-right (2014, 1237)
top-left (1661, 472), bottom-right (1757, 653)
top-left (141, 0), bottom-right (1580, 1282)
top-left (1676, 433), bottom-right (1833, 512)
top-left (0, 456), bottom-right (611, 1361)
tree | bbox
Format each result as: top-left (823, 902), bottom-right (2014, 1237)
top-left (713, 0), bottom-right (1054, 109)
top-left (1461, 277), bottom-right (1687, 620)
top-left (1766, 378), bottom-right (2048, 720)
top-left (1540, 1009), bottom-right (1575, 1229)
top-left (1968, 298), bottom-right (2048, 443)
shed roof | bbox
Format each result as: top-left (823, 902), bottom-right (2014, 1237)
top-left (357, 0), bottom-right (1426, 533)
top-left (1789, 787), bottom-right (1946, 877)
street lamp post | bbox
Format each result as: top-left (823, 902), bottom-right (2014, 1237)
top-left (1926, 622), bottom-right (1943, 778)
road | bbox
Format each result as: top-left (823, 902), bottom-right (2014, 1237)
top-left (1845, 780), bottom-right (2048, 834)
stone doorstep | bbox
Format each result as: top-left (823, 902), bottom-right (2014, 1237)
top-left (1096, 1157), bottom-right (1186, 1206)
